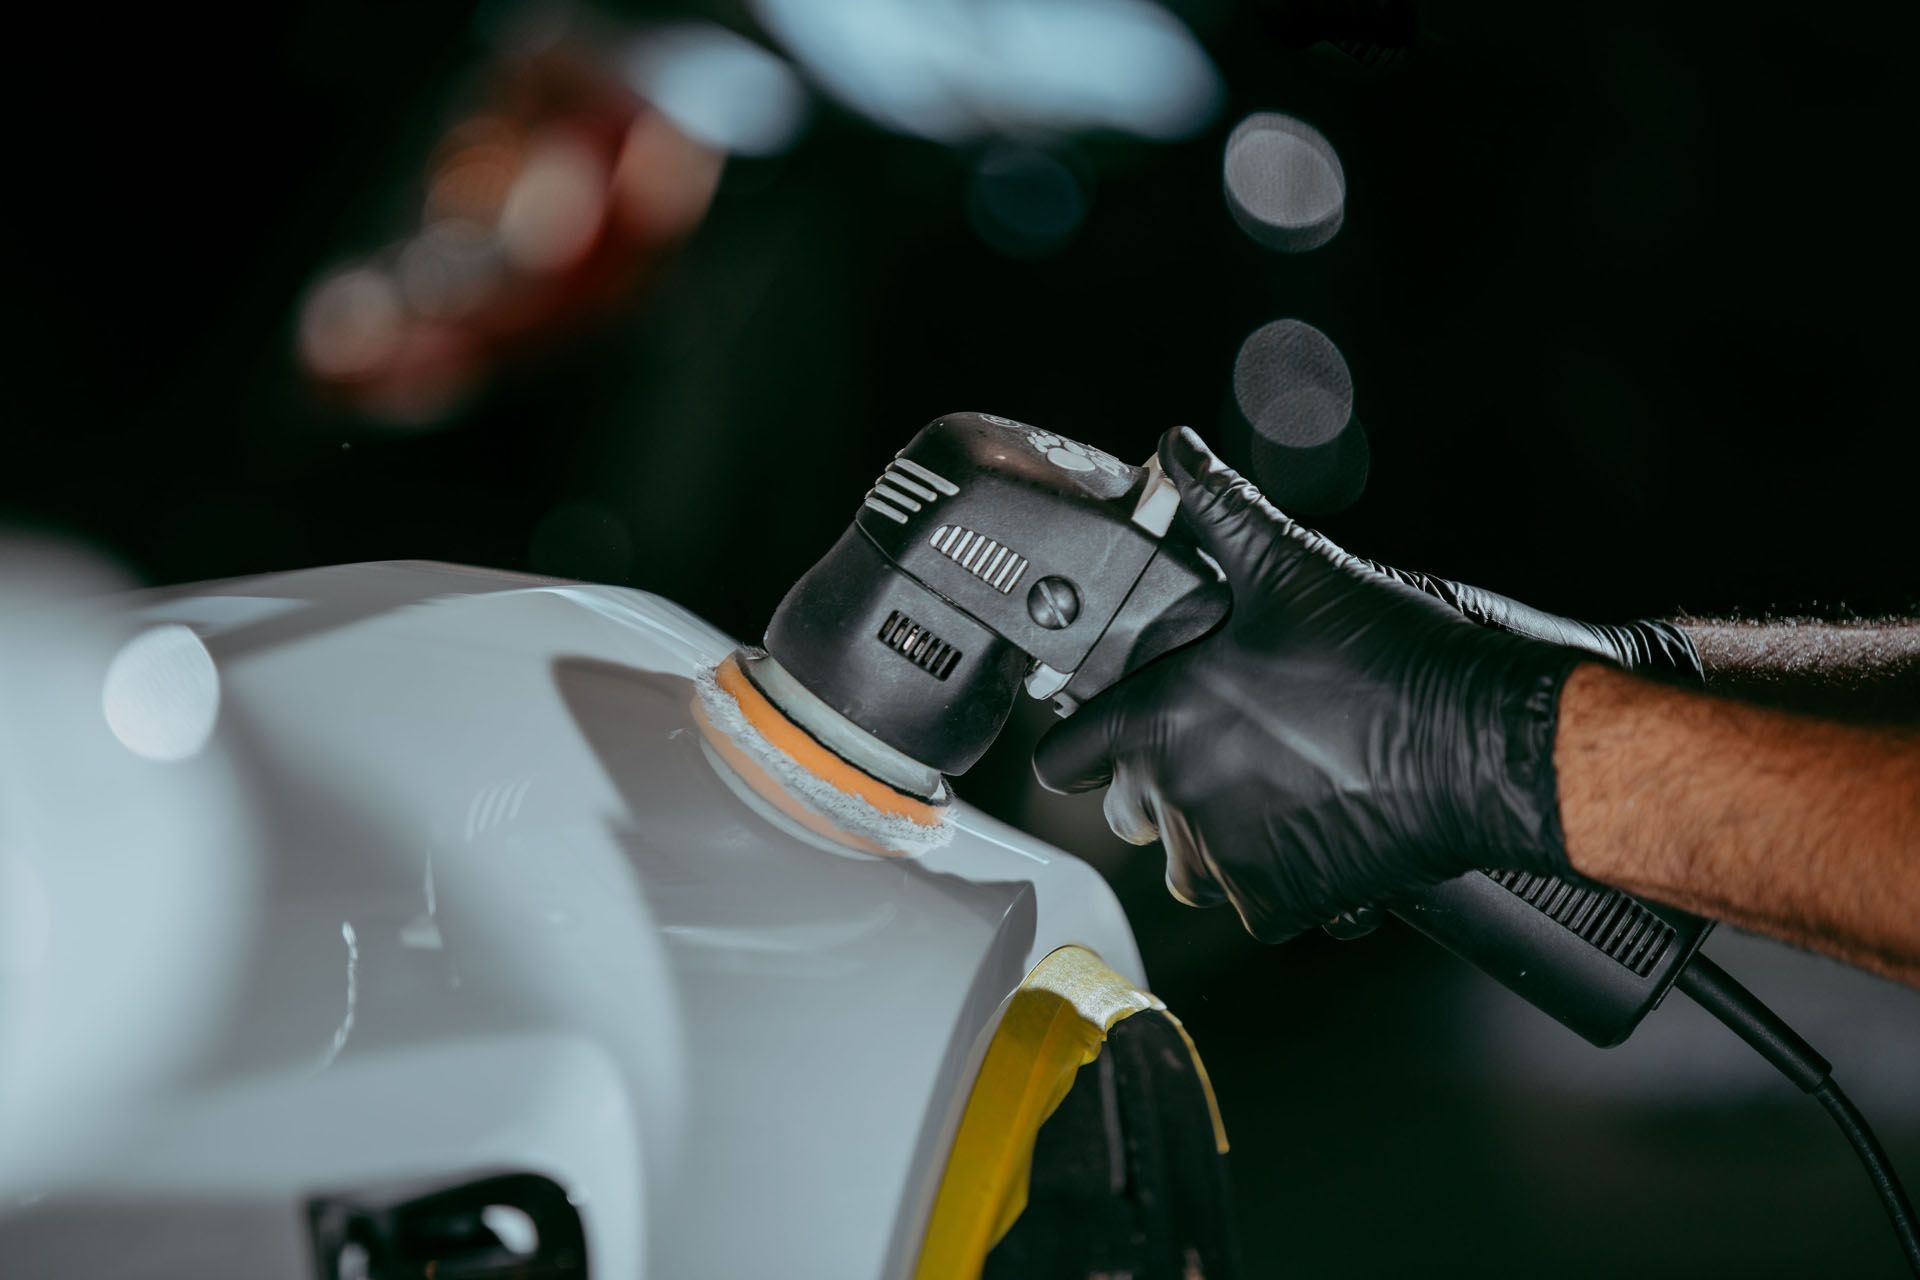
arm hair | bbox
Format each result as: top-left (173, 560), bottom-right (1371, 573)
top-left (1677, 615), bottom-right (1920, 723)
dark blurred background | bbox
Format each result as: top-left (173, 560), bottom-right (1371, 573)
top-left (6, 1), bottom-right (1917, 1274)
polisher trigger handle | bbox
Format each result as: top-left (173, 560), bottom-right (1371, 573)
top-left (1049, 530), bottom-right (1231, 712)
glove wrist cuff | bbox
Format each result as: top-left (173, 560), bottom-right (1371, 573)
top-left (1622, 618), bottom-right (1706, 686)
top-left (1441, 634), bottom-right (1588, 880)
top-left (1509, 647), bottom-right (1585, 879)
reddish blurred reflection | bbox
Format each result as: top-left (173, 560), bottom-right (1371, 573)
top-left (298, 47), bottom-right (725, 424)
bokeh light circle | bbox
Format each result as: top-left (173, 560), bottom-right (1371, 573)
top-left (1250, 416), bottom-right (1371, 517)
top-left (1233, 318), bottom-right (1354, 442)
top-left (1250, 384), bottom-right (1349, 450)
top-left (298, 267), bottom-right (403, 380)
top-left (100, 625), bottom-right (220, 763)
top-left (1223, 113), bottom-right (1346, 252)
top-left (967, 147), bottom-right (1087, 258)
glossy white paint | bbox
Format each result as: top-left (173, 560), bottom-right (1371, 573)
top-left (0, 561), bottom-right (1143, 1278)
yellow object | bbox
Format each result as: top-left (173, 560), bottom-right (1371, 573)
top-left (712, 653), bottom-right (947, 827)
top-left (913, 946), bottom-right (1228, 1280)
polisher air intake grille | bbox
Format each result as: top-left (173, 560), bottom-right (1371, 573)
top-left (878, 610), bottom-right (963, 680)
top-left (1486, 870), bottom-right (1675, 977)
top-left (863, 457), bottom-right (959, 525)
top-left (928, 525), bottom-right (1030, 594)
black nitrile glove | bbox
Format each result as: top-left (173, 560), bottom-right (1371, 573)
top-left (1033, 427), bottom-right (1687, 942)
top-left (1357, 564), bottom-right (1703, 685)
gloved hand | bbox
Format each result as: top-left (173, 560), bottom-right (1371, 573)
top-left (1033, 427), bottom-right (1698, 942)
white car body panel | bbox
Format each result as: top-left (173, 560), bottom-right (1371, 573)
top-left (0, 561), bottom-right (1144, 1278)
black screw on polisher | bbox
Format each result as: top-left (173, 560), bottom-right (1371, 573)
top-left (1027, 577), bottom-right (1081, 630)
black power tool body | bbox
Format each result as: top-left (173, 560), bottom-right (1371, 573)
top-left (761, 412), bottom-right (1711, 1047)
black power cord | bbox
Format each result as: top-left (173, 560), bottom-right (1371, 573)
top-left (1677, 954), bottom-right (1920, 1275)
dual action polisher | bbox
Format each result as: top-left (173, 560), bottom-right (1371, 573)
top-left (721, 411), bottom-right (1709, 1049)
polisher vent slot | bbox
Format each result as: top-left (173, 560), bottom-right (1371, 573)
top-left (929, 524), bottom-right (1030, 594)
top-left (864, 458), bottom-right (957, 525)
top-left (1486, 870), bottom-right (1675, 977)
top-left (877, 610), bottom-right (963, 680)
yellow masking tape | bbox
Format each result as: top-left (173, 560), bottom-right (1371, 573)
top-left (913, 945), bottom-right (1228, 1280)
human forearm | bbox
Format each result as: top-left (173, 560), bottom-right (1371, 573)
top-left (1679, 617), bottom-right (1920, 723)
top-left (1556, 663), bottom-right (1920, 985)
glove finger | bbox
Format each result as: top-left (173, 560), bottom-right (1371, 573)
top-left (1154, 802), bottom-right (1239, 913)
top-left (1156, 427), bottom-right (1286, 589)
top-left (1202, 811), bottom-right (1322, 944)
top-left (1032, 654), bottom-right (1179, 793)
top-left (1164, 851), bottom-right (1230, 909)
top-left (1094, 760), bottom-right (1228, 907)
top-left (1158, 427), bottom-right (1363, 591)
top-left (1321, 905), bottom-right (1382, 940)
top-left (1101, 761), bottom-right (1162, 845)
top-left (1157, 796), bottom-right (1311, 943)
top-left (1031, 703), bottom-right (1118, 794)
top-left (1237, 900), bottom-right (1308, 946)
